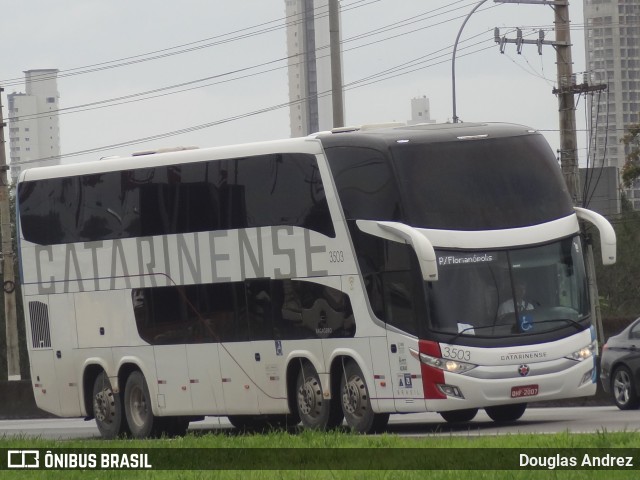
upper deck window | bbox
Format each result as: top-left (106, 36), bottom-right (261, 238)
top-left (18, 153), bottom-right (334, 245)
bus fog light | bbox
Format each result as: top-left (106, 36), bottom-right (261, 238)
top-left (437, 384), bottom-right (465, 399)
top-left (580, 369), bottom-right (594, 386)
top-left (566, 342), bottom-right (596, 362)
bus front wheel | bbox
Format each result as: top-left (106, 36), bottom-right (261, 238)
top-left (439, 408), bottom-right (478, 423)
top-left (92, 372), bottom-right (127, 439)
top-left (296, 363), bottom-right (342, 430)
top-left (340, 361), bottom-right (389, 433)
top-left (124, 371), bottom-right (160, 438)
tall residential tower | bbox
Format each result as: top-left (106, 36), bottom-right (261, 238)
top-left (7, 69), bottom-right (61, 183)
top-left (584, 0), bottom-right (640, 208)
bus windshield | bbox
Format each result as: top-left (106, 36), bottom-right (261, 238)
top-left (390, 134), bottom-right (574, 230)
top-left (427, 236), bottom-right (589, 338)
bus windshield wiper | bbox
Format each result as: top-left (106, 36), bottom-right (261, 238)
top-left (446, 317), bottom-right (585, 343)
top-left (529, 317), bottom-right (585, 331)
top-left (447, 323), bottom-right (512, 343)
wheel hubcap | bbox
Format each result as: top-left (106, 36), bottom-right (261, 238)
top-left (614, 371), bottom-right (631, 405)
top-left (342, 375), bottom-right (367, 417)
top-left (129, 385), bottom-right (148, 427)
top-left (298, 378), bottom-right (322, 417)
top-left (94, 389), bottom-right (115, 423)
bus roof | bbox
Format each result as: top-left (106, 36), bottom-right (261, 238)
top-left (316, 122), bottom-right (540, 149)
top-left (18, 122), bottom-right (539, 182)
top-left (18, 136), bottom-right (323, 182)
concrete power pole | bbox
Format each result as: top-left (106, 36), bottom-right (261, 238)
top-left (0, 87), bottom-right (20, 381)
top-left (495, 0), bottom-right (580, 202)
top-left (496, 1), bottom-right (606, 345)
top-left (329, 0), bottom-right (344, 128)
top-left (553, 1), bottom-right (581, 205)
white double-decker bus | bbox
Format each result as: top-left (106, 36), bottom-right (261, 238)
top-left (17, 123), bottom-right (616, 438)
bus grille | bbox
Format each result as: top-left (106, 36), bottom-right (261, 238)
top-left (29, 301), bottom-right (52, 349)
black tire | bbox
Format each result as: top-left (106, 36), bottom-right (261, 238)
top-left (92, 372), bottom-right (127, 439)
top-left (611, 366), bottom-right (640, 410)
top-left (228, 414), bottom-right (298, 432)
top-left (296, 362), bottom-right (343, 430)
top-left (124, 371), bottom-right (161, 439)
top-left (340, 361), bottom-right (389, 433)
top-left (485, 403), bottom-right (527, 422)
top-left (439, 408), bottom-right (478, 423)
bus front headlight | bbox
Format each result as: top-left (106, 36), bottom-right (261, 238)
top-left (410, 349), bottom-right (477, 374)
top-left (566, 341), bottom-right (596, 362)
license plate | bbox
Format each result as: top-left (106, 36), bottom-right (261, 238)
top-left (511, 384), bottom-right (539, 398)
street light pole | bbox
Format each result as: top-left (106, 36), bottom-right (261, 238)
top-left (452, 0), bottom-right (488, 123)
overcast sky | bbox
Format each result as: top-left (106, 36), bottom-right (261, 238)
top-left (0, 0), bottom-right (589, 165)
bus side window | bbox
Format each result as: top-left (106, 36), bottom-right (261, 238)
top-left (273, 280), bottom-right (355, 340)
top-left (245, 279), bottom-right (273, 341)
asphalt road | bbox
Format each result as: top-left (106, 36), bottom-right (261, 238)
top-left (0, 406), bottom-right (639, 440)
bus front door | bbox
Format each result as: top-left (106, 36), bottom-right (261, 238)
top-left (386, 330), bottom-right (424, 412)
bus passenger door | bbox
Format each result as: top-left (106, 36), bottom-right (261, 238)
top-left (382, 269), bottom-right (426, 412)
top-left (386, 331), bottom-right (424, 412)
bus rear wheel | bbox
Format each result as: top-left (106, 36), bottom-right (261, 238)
top-left (124, 371), bottom-right (161, 438)
top-left (296, 363), bottom-right (342, 430)
top-left (93, 372), bottom-right (127, 439)
top-left (340, 361), bottom-right (389, 433)
top-left (485, 403), bottom-right (527, 422)
top-left (439, 408), bottom-right (478, 423)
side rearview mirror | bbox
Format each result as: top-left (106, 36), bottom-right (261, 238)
top-left (356, 220), bottom-right (438, 281)
top-left (574, 207), bottom-right (616, 265)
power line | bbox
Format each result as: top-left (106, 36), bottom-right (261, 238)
top-left (0, 0), bottom-right (385, 87)
top-left (1, 0), bottom-right (478, 88)
top-left (9, 1), bottom-right (497, 123)
top-left (15, 37), bottom-right (503, 165)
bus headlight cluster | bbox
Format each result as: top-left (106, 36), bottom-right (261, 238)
top-left (410, 349), bottom-right (477, 374)
top-left (566, 341), bottom-right (596, 362)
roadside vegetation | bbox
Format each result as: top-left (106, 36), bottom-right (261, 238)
top-left (1, 429), bottom-right (639, 479)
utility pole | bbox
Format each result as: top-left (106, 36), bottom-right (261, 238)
top-left (495, 1), bottom-right (609, 346)
top-left (0, 87), bottom-right (20, 381)
top-left (329, 0), bottom-right (344, 128)
top-left (552, 1), bottom-right (581, 205)
top-left (494, 0), bottom-right (580, 202)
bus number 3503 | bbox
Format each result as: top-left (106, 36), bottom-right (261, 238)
top-left (329, 250), bottom-right (344, 263)
top-left (442, 347), bottom-right (471, 362)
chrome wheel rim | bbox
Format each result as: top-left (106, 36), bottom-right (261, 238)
top-left (614, 370), bottom-right (631, 406)
top-left (129, 384), bottom-right (149, 428)
top-left (94, 388), bottom-right (116, 424)
top-left (298, 377), bottom-right (322, 418)
top-left (342, 375), bottom-right (367, 418)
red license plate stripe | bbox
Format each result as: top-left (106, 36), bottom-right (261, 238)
top-left (511, 384), bottom-right (539, 398)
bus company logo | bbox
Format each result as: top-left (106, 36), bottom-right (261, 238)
top-left (518, 364), bottom-right (530, 377)
top-left (7, 450), bottom-right (40, 469)
top-left (500, 351), bottom-right (547, 362)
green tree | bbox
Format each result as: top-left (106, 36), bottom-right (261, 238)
top-left (594, 195), bottom-right (640, 318)
top-left (622, 123), bottom-right (640, 188)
